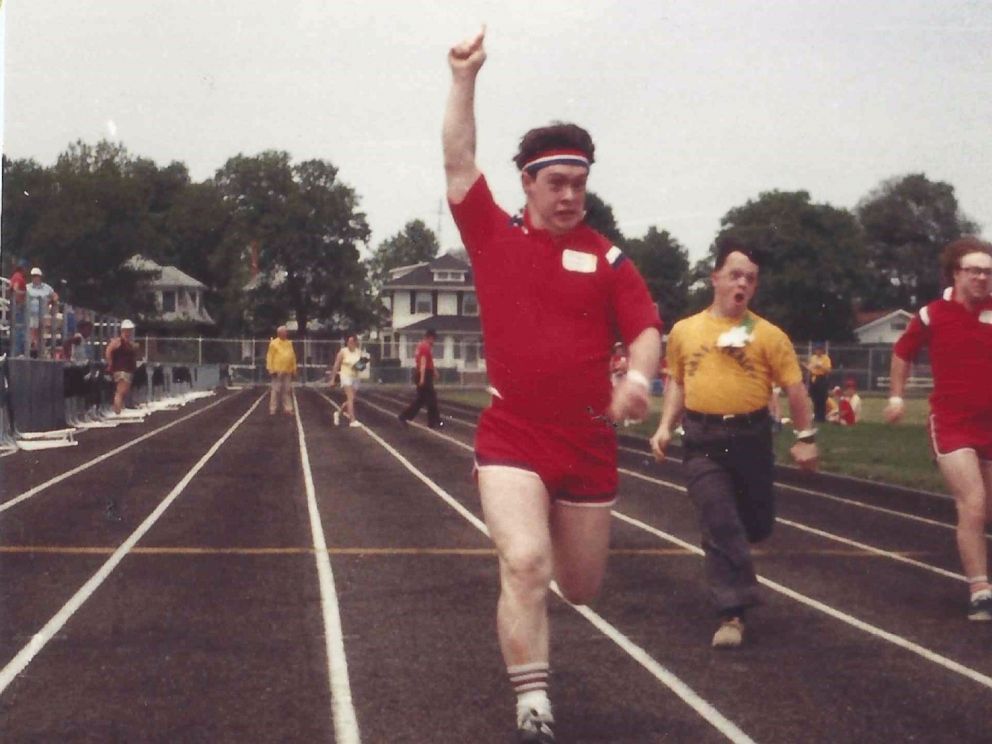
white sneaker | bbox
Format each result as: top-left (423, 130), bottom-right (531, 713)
top-left (333, 411), bottom-right (340, 426)
top-left (349, 420), bottom-right (362, 428)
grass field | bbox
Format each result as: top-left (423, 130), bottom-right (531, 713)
top-left (439, 389), bottom-right (945, 494)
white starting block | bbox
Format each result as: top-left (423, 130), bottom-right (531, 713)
top-left (16, 428), bottom-right (78, 450)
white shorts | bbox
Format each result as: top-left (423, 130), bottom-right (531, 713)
top-left (340, 376), bottom-right (359, 389)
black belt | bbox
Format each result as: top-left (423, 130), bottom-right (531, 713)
top-left (684, 408), bottom-right (769, 426)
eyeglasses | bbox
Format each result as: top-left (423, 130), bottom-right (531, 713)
top-left (958, 266), bottom-right (992, 277)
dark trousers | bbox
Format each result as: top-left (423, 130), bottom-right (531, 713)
top-left (682, 414), bottom-right (775, 614)
top-left (400, 371), bottom-right (440, 426)
top-left (809, 376), bottom-right (829, 423)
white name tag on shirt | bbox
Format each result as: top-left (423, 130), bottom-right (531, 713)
top-left (561, 249), bottom-right (597, 273)
top-left (980, 310), bottom-right (992, 324)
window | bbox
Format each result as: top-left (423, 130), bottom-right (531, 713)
top-left (463, 292), bottom-right (478, 316)
top-left (891, 319), bottom-right (907, 331)
top-left (415, 291), bottom-right (432, 314)
top-left (161, 290), bottom-right (176, 313)
top-left (453, 338), bottom-right (462, 360)
top-left (434, 270), bottom-right (465, 282)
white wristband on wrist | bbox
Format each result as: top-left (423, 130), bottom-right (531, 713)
top-left (888, 396), bottom-right (904, 406)
top-left (625, 369), bottom-right (650, 391)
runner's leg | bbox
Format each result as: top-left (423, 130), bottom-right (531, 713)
top-left (549, 503), bottom-right (612, 605)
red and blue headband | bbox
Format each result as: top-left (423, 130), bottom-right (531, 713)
top-left (521, 148), bottom-right (591, 174)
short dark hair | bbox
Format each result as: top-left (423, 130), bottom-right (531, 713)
top-left (714, 235), bottom-right (762, 271)
top-left (941, 236), bottom-right (992, 286)
top-left (424, 329), bottom-right (437, 339)
top-left (513, 122), bottom-right (595, 171)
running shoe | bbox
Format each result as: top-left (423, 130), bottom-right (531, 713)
top-left (349, 420), bottom-right (362, 428)
top-left (968, 592), bottom-right (992, 621)
top-left (711, 617), bottom-right (744, 648)
top-left (517, 708), bottom-right (555, 743)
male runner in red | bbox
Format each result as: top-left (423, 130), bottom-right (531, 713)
top-left (886, 237), bottom-right (992, 621)
top-left (444, 27), bottom-right (662, 743)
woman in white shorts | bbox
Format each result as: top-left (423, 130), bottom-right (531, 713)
top-left (329, 335), bottom-right (365, 427)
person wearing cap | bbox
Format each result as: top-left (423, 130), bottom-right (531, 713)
top-left (25, 267), bottom-right (59, 358)
top-left (804, 342), bottom-right (832, 423)
top-left (7, 259), bottom-right (28, 356)
top-left (105, 320), bottom-right (139, 414)
top-left (885, 237), bottom-right (992, 621)
top-left (266, 325), bottom-right (297, 416)
top-left (397, 328), bottom-right (442, 428)
top-left (444, 27), bottom-right (662, 743)
top-left (650, 235), bottom-right (817, 650)
top-left (838, 378), bottom-right (861, 426)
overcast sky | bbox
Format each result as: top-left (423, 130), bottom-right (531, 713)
top-left (3, 1), bottom-right (991, 263)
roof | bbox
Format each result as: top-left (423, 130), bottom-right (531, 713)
top-left (395, 315), bottom-right (482, 333)
top-left (854, 309), bottom-right (913, 332)
top-left (128, 255), bottom-right (208, 289)
top-left (383, 253), bottom-right (472, 289)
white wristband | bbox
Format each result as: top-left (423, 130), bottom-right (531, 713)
top-left (625, 369), bottom-right (650, 391)
top-left (888, 396), bottom-right (904, 406)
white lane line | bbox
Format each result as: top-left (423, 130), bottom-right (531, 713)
top-left (357, 392), bottom-right (992, 692)
top-left (612, 511), bottom-right (992, 691)
top-left (293, 392), bottom-right (361, 744)
top-left (0, 391), bottom-right (243, 515)
top-left (616, 468), bottom-right (966, 583)
top-left (326, 392), bottom-right (757, 744)
top-left (0, 393), bottom-right (265, 696)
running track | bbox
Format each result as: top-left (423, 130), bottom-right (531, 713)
top-left (1, 385), bottom-right (989, 743)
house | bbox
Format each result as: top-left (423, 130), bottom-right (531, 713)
top-left (379, 253), bottom-right (484, 372)
top-left (852, 309), bottom-right (913, 344)
top-left (128, 256), bottom-right (214, 328)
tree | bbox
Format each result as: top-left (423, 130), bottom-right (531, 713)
top-left (585, 191), bottom-right (624, 245)
top-left (715, 190), bottom-right (867, 341)
top-left (857, 173), bottom-right (979, 310)
top-left (212, 151), bottom-right (374, 336)
top-left (366, 219), bottom-right (440, 289)
top-left (623, 227), bottom-right (690, 330)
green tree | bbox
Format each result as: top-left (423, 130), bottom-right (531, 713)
top-left (856, 173), bottom-right (979, 310)
top-left (716, 190), bottom-right (867, 341)
top-left (585, 191), bottom-right (624, 245)
top-left (366, 219), bottom-right (440, 289)
top-left (624, 227), bottom-right (689, 330)
top-left (212, 151), bottom-right (374, 336)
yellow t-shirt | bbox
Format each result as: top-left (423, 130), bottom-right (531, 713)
top-left (266, 337), bottom-right (298, 375)
top-left (807, 353), bottom-right (832, 380)
top-left (667, 310), bottom-right (802, 414)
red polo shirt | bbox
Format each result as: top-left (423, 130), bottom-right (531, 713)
top-left (450, 175), bottom-right (661, 422)
top-left (893, 290), bottom-right (992, 418)
top-left (415, 340), bottom-right (435, 372)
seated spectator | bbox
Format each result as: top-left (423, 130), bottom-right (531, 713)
top-left (826, 386), bottom-right (842, 423)
top-left (838, 377), bottom-right (862, 426)
top-left (609, 341), bottom-right (629, 386)
top-left (26, 267), bottom-right (59, 358)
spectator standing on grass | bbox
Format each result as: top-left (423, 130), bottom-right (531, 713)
top-left (26, 267), bottom-right (59, 358)
top-left (266, 325), bottom-right (297, 416)
top-left (885, 237), bottom-right (992, 621)
top-left (398, 328), bottom-right (442, 428)
top-left (329, 334), bottom-right (367, 428)
top-left (443, 27), bottom-right (662, 743)
top-left (650, 236), bottom-right (817, 650)
top-left (105, 319), bottom-right (138, 414)
top-left (805, 342), bottom-right (832, 423)
top-left (8, 259), bottom-right (28, 356)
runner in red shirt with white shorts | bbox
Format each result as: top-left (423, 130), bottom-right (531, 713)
top-left (444, 27), bottom-right (662, 743)
top-left (886, 236), bottom-right (992, 621)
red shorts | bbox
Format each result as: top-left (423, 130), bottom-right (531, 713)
top-left (474, 405), bottom-right (618, 505)
top-left (928, 411), bottom-right (992, 460)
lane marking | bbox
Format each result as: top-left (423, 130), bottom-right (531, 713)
top-left (1, 391), bottom-right (244, 515)
top-left (321, 390), bottom-right (757, 744)
top-left (0, 393), bottom-right (265, 697)
top-left (356, 390), bottom-right (992, 693)
top-left (293, 391), bottom-right (361, 744)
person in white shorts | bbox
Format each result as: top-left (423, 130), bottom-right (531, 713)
top-left (329, 334), bottom-right (366, 427)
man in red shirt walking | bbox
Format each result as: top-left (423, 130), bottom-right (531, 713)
top-left (886, 237), bottom-right (992, 621)
top-left (444, 27), bottom-right (662, 743)
top-left (398, 328), bottom-right (441, 428)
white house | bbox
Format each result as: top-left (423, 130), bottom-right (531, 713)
top-left (128, 255), bottom-right (214, 326)
top-left (379, 253), bottom-right (484, 372)
top-left (853, 309), bottom-right (913, 344)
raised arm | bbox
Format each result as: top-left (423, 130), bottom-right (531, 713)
top-left (443, 26), bottom-right (486, 204)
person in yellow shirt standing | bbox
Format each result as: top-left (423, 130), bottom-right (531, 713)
top-left (650, 237), bottom-right (818, 649)
top-left (805, 343), bottom-right (832, 423)
top-left (266, 325), bottom-right (298, 416)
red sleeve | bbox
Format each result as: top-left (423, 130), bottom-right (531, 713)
top-left (448, 175), bottom-right (509, 260)
top-left (608, 254), bottom-right (662, 345)
top-left (893, 312), bottom-right (929, 361)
